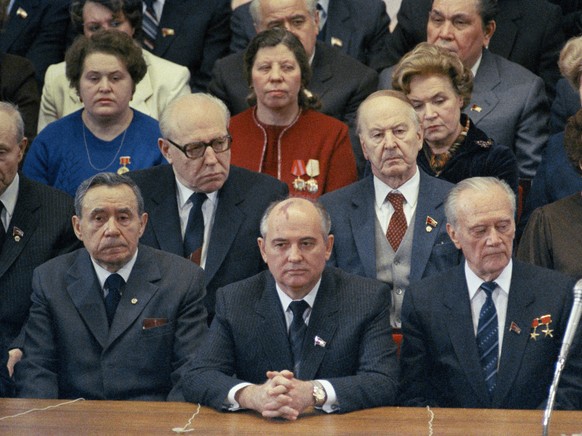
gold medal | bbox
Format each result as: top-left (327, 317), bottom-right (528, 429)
top-left (291, 159), bottom-right (307, 191)
top-left (117, 156), bottom-right (131, 174)
top-left (305, 159), bottom-right (320, 194)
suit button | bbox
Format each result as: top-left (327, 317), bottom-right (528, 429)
top-left (395, 288), bottom-right (403, 295)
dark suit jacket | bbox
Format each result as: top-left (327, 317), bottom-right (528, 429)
top-left (229, 0), bottom-right (391, 71)
top-left (128, 164), bottom-right (288, 318)
top-left (182, 267), bottom-right (399, 413)
top-left (400, 260), bottom-right (582, 409)
top-left (0, 176), bottom-right (78, 396)
top-left (145, 0), bottom-right (231, 91)
top-left (209, 41), bottom-right (377, 175)
top-left (0, 53), bottom-right (39, 141)
top-left (320, 170), bottom-right (461, 285)
top-left (551, 78), bottom-right (581, 135)
top-left (0, 0), bottom-right (71, 86)
top-left (384, 0), bottom-right (563, 99)
top-left (15, 244), bottom-right (208, 401)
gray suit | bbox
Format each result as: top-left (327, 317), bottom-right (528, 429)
top-left (182, 267), bottom-right (399, 413)
top-left (15, 245), bottom-right (208, 401)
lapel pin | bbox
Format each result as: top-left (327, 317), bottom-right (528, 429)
top-left (131, 298), bottom-right (138, 305)
top-left (12, 226), bottom-right (24, 242)
top-left (161, 28), bottom-right (175, 37)
top-left (509, 321), bottom-right (521, 335)
top-left (470, 104), bottom-right (482, 113)
top-left (314, 336), bottom-right (326, 348)
top-left (425, 216), bottom-right (438, 233)
top-left (16, 7), bottom-right (28, 19)
top-left (331, 37), bottom-right (343, 48)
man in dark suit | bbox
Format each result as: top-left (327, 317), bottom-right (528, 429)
top-left (400, 177), bottom-right (582, 409)
top-left (0, 102), bottom-right (78, 397)
top-left (183, 197), bottom-right (399, 418)
top-left (379, 0), bottom-right (550, 180)
top-left (15, 173), bottom-right (208, 400)
top-left (139, 0), bottom-right (231, 92)
top-left (129, 93), bottom-right (288, 321)
top-left (0, 0), bottom-right (72, 86)
top-left (209, 0), bottom-right (378, 176)
top-left (320, 90), bottom-right (460, 328)
top-left (230, 0), bottom-right (391, 72)
top-left (383, 0), bottom-right (563, 100)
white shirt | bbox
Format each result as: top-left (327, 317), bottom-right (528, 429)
top-left (175, 176), bottom-right (218, 269)
top-left (91, 250), bottom-right (139, 298)
top-left (373, 168), bottom-right (420, 236)
top-left (465, 260), bottom-right (512, 359)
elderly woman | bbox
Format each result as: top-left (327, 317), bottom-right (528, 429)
top-left (392, 43), bottom-right (518, 192)
top-left (229, 27), bottom-right (357, 199)
top-left (23, 30), bottom-right (164, 196)
top-left (517, 109), bottom-right (582, 279)
top-left (38, 0), bottom-right (190, 132)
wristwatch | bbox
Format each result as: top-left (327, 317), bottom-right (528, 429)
top-left (312, 381), bottom-right (327, 407)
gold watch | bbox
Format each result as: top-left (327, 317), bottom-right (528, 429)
top-left (312, 381), bottom-right (327, 407)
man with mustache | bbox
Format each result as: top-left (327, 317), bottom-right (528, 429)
top-left (320, 90), bottom-right (461, 329)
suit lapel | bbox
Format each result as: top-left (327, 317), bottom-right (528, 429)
top-left (466, 50), bottom-right (500, 125)
top-left (322, 1), bottom-right (351, 54)
top-left (310, 43), bottom-right (334, 100)
top-left (409, 171), bottom-right (445, 281)
top-left (255, 274), bottom-right (294, 371)
top-left (153, 0), bottom-right (186, 58)
top-left (0, 0), bottom-right (40, 52)
top-left (489, 3), bottom-right (521, 59)
top-left (444, 267), bottom-right (491, 405)
top-left (350, 177), bottom-right (378, 279)
top-left (133, 51), bottom-right (155, 105)
top-left (66, 250), bottom-right (109, 349)
top-left (107, 247), bottom-right (161, 346)
top-left (0, 178), bottom-right (41, 278)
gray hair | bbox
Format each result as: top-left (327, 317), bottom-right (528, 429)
top-left (249, 0), bottom-right (318, 27)
top-left (356, 89), bottom-right (420, 134)
top-left (0, 101), bottom-right (25, 142)
top-left (74, 172), bottom-right (145, 217)
top-left (259, 198), bottom-right (331, 239)
top-left (158, 93), bottom-right (230, 139)
top-left (445, 177), bottom-right (515, 228)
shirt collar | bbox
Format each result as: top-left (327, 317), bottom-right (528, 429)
top-left (466, 259), bottom-right (512, 301)
top-left (174, 174), bottom-right (218, 208)
top-left (276, 278), bottom-right (321, 312)
top-left (92, 249), bottom-right (139, 290)
top-left (0, 173), bottom-right (19, 220)
top-left (471, 51), bottom-right (483, 78)
top-left (373, 167), bottom-right (420, 210)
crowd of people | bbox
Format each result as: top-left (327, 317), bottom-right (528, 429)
top-left (1, 0), bottom-right (582, 418)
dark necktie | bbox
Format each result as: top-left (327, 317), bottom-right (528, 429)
top-left (183, 192), bottom-right (207, 263)
top-left (0, 201), bottom-right (6, 251)
top-left (289, 300), bottom-right (309, 377)
top-left (386, 192), bottom-right (407, 251)
top-left (142, 0), bottom-right (159, 50)
top-left (104, 273), bottom-right (124, 326)
top-left (477, 281), bottom-right (499, 398)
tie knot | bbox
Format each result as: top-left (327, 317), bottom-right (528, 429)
top-left (480, 281), bottom-right (497, 297)
top-left (387, 192), bottom-right (405, 209)
top-left (189, 192), bottom-right (207, 207)
top-left (144, 0), bottom-right (156, 9)
top-left (105, 273), bottom-right (124, 290)
top-left (289, 300), bottom-right (309, 319)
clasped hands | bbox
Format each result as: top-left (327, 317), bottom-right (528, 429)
top-left (236, 369), bottom-right (315, 420)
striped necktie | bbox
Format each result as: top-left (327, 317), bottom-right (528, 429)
top-left (289, 300), bottom-right (309, 377)
top-left (142, 0), bottom-right (159, 50)
top-left (477, 281), bottom-right (499, 398)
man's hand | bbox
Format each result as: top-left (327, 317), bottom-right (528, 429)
top-left (7, 348), bottom-right (23, 377)
top-left (267, 370), bottom-right (315, 417)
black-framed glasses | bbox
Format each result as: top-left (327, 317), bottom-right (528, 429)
top-left (166, 134), bottom-right (232, 159)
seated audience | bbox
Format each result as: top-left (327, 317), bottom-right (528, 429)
top-left (517, 110), bottom-right (582, 279)
top-left (210, 0), bottom-right (378, 176)
top-left (229, 0), bottom-right (392, 72)
top-left (15, 172), bottom-right (208, 400)
top-left (138, 0), bottom-right (231, 91)
top-left (183, 197), bottom-right (399, 417)
top-left (38, 0), bottom-right (190, 131)
top-left (400, 177), bottom-right (582, 409)
top-left (129, 93), bottom-right (288, 321)
top-left (230, 28), bottom-right (357, 198)
top-left (379, 0), bottom-right (550, 180)
top-left (0, 103), bottom-right (78, 397)
top-left (392, 43), bottom-right (518, 192)
top-left (24, 30), bottom-right (164, 197)
top-left (320, 90), bottom-right (460, 328)
top-left (551, 36), bottom-right (582, 135)
top-left (0, 53), bottom-right (39, 141)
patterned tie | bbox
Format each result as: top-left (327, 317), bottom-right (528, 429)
top-left (142, 0), bottom-right (159, 50)
top-left (0, 201), bottom-right (6, 251)
top-left (104, 273), bottom-right (124, 326)
top-left (477, 281), bottom-right (499, 398)
top-left (183, 192), bottom-right (207, 263)
top-left (289, 300), bottom-right (309, 377)
top-left (386, 192), bottom-right (407, 251)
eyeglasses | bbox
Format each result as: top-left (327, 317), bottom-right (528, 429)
top-left (166, 134), bottom-right (232, 159)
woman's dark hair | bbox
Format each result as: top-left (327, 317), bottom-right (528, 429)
top-left (65, 29), bottom-right (147, 95)
top-left (564, 108), bottom-right (582, 175)
top-left (70, 0), bottom-right (143, 39)
top-left (243, 27), bottom-right (321, 110)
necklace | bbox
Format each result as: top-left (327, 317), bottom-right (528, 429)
top-left (82, 122), bottom-right (128, 172)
